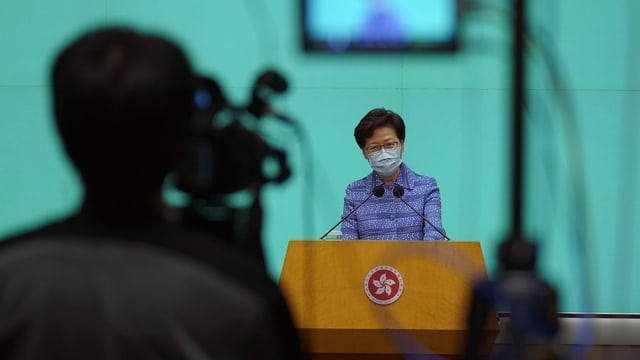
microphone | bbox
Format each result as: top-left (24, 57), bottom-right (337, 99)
top-left (319, 185), bottom-right (385, 240)
top-left (246, 69), bottom-right (295, 125)
top-left (392, 185), bottom-right (450, 240)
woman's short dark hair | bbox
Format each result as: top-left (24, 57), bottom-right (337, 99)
top-left (354, 108), bottom-right (406, 149)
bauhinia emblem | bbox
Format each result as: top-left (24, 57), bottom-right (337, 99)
top-left (364, 265), bottom-right (404, 305)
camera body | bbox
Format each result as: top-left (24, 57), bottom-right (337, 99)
top-left (175, 74), bottom-right (291, 201)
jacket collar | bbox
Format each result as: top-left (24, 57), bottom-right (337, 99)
top-left (370, 163), bottom-right (414, 190)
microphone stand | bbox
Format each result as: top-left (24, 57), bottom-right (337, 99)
top-left (392, 185), bottom-right (450, 240)
top-left (319, 185), bottom-right (384, 239)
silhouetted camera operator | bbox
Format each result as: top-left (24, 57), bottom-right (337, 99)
top-left (0, 26), bottom-right (303, 360)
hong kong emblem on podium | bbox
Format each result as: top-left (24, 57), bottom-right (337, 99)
top-left (364, 265), bottom-right (404, 305)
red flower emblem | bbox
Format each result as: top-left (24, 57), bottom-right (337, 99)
top-left (364, 265), bottom-right (404, 305)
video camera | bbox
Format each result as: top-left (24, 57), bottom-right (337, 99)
top-left (175, 70), bottom-right (292, 201)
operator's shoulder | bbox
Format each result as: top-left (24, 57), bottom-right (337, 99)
top-left (0, 217), bottom-right (77, 248)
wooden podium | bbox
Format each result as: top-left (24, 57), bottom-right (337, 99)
top-left (279, 240), bottom-right (499, 359)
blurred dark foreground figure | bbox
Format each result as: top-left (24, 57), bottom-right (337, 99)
top-left (0, 27), bottom-right (303, 359)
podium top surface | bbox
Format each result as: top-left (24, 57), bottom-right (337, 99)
top-left (284, 240), bottom-right (489, 279)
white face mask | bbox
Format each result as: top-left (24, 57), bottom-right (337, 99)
top-left (367, 147), bottom-right (403, 176)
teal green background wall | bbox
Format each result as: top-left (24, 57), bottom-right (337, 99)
top-left (1, 0), bottom-right (638, 313)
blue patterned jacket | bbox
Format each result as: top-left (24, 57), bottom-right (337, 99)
top-left (340, 163), bottom-right (446, 240)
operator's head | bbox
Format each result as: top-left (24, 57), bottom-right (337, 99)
top-left (52, 26), bottom-right (195, 194)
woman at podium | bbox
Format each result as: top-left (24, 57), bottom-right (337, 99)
top-left (340, 108), bottom-right (447, 240)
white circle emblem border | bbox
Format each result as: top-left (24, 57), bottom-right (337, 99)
top-left (364, 265), bottom-right (404, 305)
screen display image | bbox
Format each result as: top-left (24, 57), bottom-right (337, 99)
top-left (302, 0), bottom-right (459, 53)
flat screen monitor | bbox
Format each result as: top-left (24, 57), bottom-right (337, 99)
top-left (301, 0), bottom-right (460, 53)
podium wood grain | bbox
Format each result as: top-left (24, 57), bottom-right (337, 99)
top-left (279, 240), bottom-right (499, 358)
